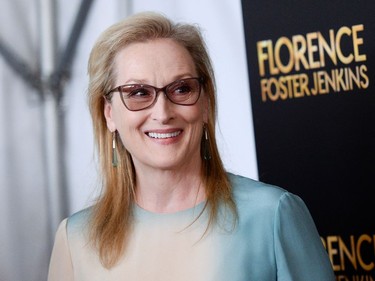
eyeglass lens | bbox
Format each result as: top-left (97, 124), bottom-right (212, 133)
top-left (119, 78), bottom-right (201, 111)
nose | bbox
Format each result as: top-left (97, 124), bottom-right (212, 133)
top-left (150, 90), bottom-right (174, 123)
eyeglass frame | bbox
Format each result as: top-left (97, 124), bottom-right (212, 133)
top-left (104, 77), bottom-right (204, 111)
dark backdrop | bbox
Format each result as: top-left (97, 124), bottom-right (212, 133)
top-left (241, 0), bottom-right (375, 278)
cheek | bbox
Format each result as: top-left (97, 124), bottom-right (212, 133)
top-left (115, 112), bottom-right (135, 133)
top-left (183, 106), bottom-right (205, 125)
top-left (109, 97), bottom-right (137, 129)
top-left (114, 115), bottom-right (137, 149)
top-left (114, 111), bottom-right (146, 142)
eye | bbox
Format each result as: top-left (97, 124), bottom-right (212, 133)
top-left (122, 85), bottom-right (154, 99)
top-left (176, 85), bottom-right (192, 94)
top-left (170, 82), bottom-right (193, 96)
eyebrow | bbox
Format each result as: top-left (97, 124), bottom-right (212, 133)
top-left (120, 74), bottom-right (197, 86)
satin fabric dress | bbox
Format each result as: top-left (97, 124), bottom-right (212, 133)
top-left (48, 173), bottom-right (335, 281)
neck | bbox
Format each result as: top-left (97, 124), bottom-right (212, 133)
top-left (135, 168), bottom-right (206, 213)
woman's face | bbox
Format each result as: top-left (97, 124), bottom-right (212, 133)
top-left (104, 38), bottom-right (208, 174)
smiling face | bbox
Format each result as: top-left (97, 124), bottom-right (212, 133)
top-left (104, 38), bottom-right (208, 175)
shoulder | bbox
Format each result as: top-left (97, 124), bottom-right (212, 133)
top-left (227, 173), bottom-right (317, 239)
top-left (228, 172), bottom-right (287, 202)
top-left (227, 172), bottom-right (305, 216)
top-left (66, 206), bottom-right (93, 236)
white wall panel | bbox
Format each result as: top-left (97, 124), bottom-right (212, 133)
top-left (0, 1), bottom-right (258, 280)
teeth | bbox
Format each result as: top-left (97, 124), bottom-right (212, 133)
top-left (148, 131), bottom-right (181, 139)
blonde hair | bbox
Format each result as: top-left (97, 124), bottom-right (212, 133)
top-left (87, 11), bottom-right (237, 268)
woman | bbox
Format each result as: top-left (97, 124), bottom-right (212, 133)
top-left (48, 12), bottom-right (335, 281)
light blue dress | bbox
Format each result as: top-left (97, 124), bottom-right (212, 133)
top-left (48, 173), bottom-right (335, 281)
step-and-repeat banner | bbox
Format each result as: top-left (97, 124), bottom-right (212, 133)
top-left (241, 0), bottom-right (374, 279)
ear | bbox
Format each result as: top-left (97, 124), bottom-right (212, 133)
top-left (104, 98), bottom-right (117, 132)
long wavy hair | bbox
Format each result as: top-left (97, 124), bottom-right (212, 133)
top-left (87, 11), bottom-right (237, 268)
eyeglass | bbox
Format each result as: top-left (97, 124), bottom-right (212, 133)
top-left (105, 77), bottom-right (204, 111)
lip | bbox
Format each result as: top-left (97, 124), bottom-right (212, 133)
top-left (145, 129), bottom-right (183, 141)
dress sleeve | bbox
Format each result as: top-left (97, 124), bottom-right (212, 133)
top-left (48, 219), bottom-right (74, 281)
top-left (274, 192), bottom-right (335, 281)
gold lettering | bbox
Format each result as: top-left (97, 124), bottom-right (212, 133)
top-left (260, 77), bottom-right (280, 102)
top-left (324, 234), bottom-right (375, 273)
top-left (311, 72), bottom-right (318, 95)
top-left (257, 24), bottom-right (367, 77)
top-left (335, 68), bottom-right (347, 91)
top-left (318, 30), bottom-right (337, 67)
top-left (278, 76), bottom-right (288, 100)
top-left (357, 234), bottom-right (374, 271)
top-left (360, 65), bottom-right (369, 88)
top-left (352, 24), bottom-right (367, 62)
top-left (348, 66), bottom-right (360, 90)
top-left (339, 235), bottom-right (357, 270)
top-left (257, 40), bottom-right (279, 77)
top-left (327, 236), bottom-right (341, 271)
top-left (259, 64), bottom-right (369, 102)
top-left (260, 79), bottom-right (269, 102)
top-left (292, 34), bottom-right (309, 71)
top-left (336, 26), bottom-right (353, 64)
top-left (324, 69), bottom-right (336, 92)
top-left (274, 37), bottom-right (294, 74)
top-left (306, 32), bottom-right (320, 69)
top-left (315, 71), bottom-right (330, 94)
top-left (299, 74), bottom-right (310, 96)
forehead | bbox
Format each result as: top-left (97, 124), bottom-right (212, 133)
top-left (113, 39), bottom-right (197, 84)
